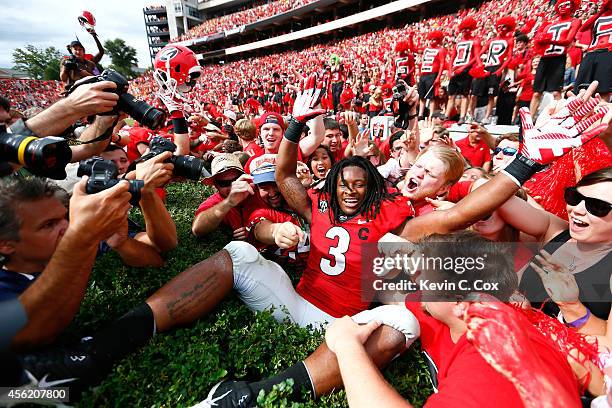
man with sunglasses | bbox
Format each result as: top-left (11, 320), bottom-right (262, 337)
top-left (491, 133), bottom-right (519, 174)
top-left (192, 154), bottom-right (261, 241)
top-left (455, 124), bottom-right (492, 171)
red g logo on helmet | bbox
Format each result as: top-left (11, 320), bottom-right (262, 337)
top-left (153, 45), bottom-right (203, 95)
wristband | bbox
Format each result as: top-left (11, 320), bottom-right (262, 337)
top-left (564, 308), bottom-right (591, 329)
top-left (284, 117), bottom-right (305, 144)
top-left (172, 116), bottom-right (188, 134)
top-left (500, 154), bottom-right (543, 187)
top-left (9, 119), bottom-right (37, 137)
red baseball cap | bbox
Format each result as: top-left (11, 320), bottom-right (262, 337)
top-left (258, 112), bottom-right (286, 130)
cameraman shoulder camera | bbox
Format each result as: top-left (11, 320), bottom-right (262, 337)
top-left (60, 34), bottom-right (104, 86)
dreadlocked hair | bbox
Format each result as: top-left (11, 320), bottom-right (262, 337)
top-left (319, 156), bottom-right (397, 224)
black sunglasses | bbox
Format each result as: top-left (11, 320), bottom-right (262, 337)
top-left (564, 187), bottom-right (612, 217)
top-left (493, 147), bottom-right (518, 156)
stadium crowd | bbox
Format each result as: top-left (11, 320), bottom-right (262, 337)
top-left (2, 0), bottom-right (612, 407)
top-left (174, 0), bottom-right (319, 42)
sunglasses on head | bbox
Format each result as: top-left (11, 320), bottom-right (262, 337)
top-left (493, 147), bottom-right (518, 156)
top-left (564, 187), bottom-right (612, 217)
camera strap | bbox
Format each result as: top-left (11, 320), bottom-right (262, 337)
top-left (65, 117), bottom-right (118, 146)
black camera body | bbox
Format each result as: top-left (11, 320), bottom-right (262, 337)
top-left (0, 132), bottom-right (72, 179)
top-left (77, 157), bottom-right (143, 205)
top-left (146, 136), bottom-right (210, 180)
top-left (66, 69), bottom-right (166, 130)
top-left (392, 83), bottom-right (407, 101)
top-left (63, 55), bottom-right (79, 71)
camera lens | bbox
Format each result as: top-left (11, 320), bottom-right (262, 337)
top-left (118, 93), bottom-right (166, 130)
top-left (0, 133), bottom-right (72, 179)
top-left (171, 155), bottom-right (207, 180)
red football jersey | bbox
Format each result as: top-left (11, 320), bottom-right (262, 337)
top-left (296, 193), bottom-right (415, 317)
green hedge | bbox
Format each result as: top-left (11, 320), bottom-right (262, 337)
top-left (69, 181), bottom-right (432, 407)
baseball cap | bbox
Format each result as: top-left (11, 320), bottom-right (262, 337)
top-left (258, 112), bottom-right (286, 130)
top-left (224, 110), bottom-right (237, 122)
top-left (69, 40), bottom-right (84, 49)
top-left (209, 154), bottom-right (244, 178)
top-left (251, 163), bottom-right (276, 185)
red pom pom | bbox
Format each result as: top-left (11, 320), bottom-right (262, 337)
top-left (468, 65), bottom-right (488, 78)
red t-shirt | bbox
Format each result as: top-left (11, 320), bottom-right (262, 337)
top-left (297, 192), bottom-right (415, 317)
top-left (455, 137), bottom-right (491, 167)
top-left (243, 140), bottom-right (264, 158)
top-left (483, 37), bottom-right (514, 67)
top-left (126, 127), bottom-right (154, 162)
top-left (405, 302), bottom-right (581, 408)
top-left (420, 47), bottom-right (445, 74)
top-left (247, 207), bottom-right (309, 264)
top-left (194, 192), bottom-right (261, 232)
top-left (446, 180), bottom-right (473, 202)
top-left (244, 151), bottom-right (304, 173)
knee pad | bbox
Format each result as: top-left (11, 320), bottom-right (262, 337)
top-left (224, 241), bottom-right (264, 290)
top-left (224, 241), bottom-right (260, 267)
top-left (352, 305), bottom-right (420, 348)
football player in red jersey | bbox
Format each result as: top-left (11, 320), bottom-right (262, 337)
top-left (530, 0), bottom-right (582, 116)
top-left (418, 30), bottom-right (447, 119)
top-left (471, 16), bottom-right (516, 123)
top-left (576, 0), bottom-right (612, 101)
top-left (446, 17), bottom-right (481, 124)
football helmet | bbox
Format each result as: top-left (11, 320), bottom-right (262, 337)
top-left (153, 45), bottom-right (203, 100)
top-left (78, 11), bottom-right (96, 34)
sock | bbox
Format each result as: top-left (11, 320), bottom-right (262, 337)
top-left (90, 302), bottom-right (156, 369)
top-left (248, 361), bottom-right (314, 400)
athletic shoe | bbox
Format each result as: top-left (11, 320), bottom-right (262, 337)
top-left (457, 116), bottom-right (466, 125)
top-left (19, 338), bottom-right (101, 397)
top-left (191, 381), bottom-right (255, 408)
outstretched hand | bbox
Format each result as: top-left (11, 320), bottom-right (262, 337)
top-left (292, 72), bottom-right (327, 123)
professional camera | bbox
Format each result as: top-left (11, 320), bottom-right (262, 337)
top-left (65, 69), bottom-right (166, 130)
top-left (63, 55), bottom-right (79, 71)
top-left (77, 157), bottom-right (143, 205)
top-left (0, 132), bottom-right (72, 179)
top-left (142, 136), bottom-right (210, 180)
top-left (392, 82), bottom-right (407, 101)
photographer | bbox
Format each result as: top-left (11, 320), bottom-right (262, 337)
top-left (59, 36), bottom-right (104, 86)
top-left (98, 150), bottom-right (177, 266)
top-left (0, 176), bottom-right (131, 347)
top-left (0, 96), bottom-right (10, 131)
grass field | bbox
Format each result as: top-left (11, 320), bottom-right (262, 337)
top-left (69, 181), bottom-right (433, 407)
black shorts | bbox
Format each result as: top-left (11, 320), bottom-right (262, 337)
top-left (471, 65), bottom-right (502, 97)
top-left (575, 49), bottom-right (612, 94)
top-left (418, 73), bottom-right (437, 99)
top-left (448, 68), bottom-right (473, 96)
top-left (533, 55), bottom-right (566, 93)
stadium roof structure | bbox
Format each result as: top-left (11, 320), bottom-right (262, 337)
top-left (174, 0), bottom-right (435, 62)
